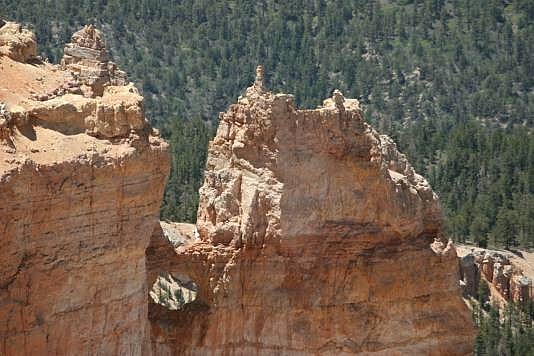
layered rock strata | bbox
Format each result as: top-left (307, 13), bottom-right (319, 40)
top-left (61, 25), bottom-right (127, 97)
top-left (148, 69), bottom-right (475, 355)
top-left (0, 23), bottom-right (169, 355)
top-left (458, 246), bottom-right (533, 305)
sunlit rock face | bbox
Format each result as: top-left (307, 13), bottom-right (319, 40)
top-left (61, 25), bottom-right (127, 97)
top-left (0, 23), bottom-right (169, 355)
top-left (0, 21), bottom-right (36, 62)
top-left (149, 68), bottom-right (475, 355)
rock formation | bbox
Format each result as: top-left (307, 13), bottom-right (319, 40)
top-left (459, 253), bottom-right (479, 298)
top-left (457, 246), bottom-right (533, 306)
top-left (0, 23), bottom-right (169, 355)
top-left (0, 21), bottom-right (36, 62)
top-left (1, 20), bottom-right (475, 354)
top-left (0, 19), bottom-right (37, 62)
top-left (61, 25), bottom-right (127, 97)
top-left (148, 67), bottom-right (475, 355)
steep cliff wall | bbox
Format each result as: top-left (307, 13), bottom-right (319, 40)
top-left (0, 23), bottom-right (169, 355)
top-left (148, 68), bottom-right (475, 355)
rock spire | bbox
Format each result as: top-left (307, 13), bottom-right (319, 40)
top-left (61, 25), bottom-right (127, 97)
top-left (254, 64), bottom-right (264, 91)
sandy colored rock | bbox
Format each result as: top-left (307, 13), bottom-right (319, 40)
top-left (0, 23), bottom-right (169, 355)
top-left (0, 21), bottom-right (36, 62)
top-left (1, 21), bottom-right (477, 354)
top-left (0, 24), bottom-right (146, 141)
top-left (148, 68), bottom-right (475, 355)
top-left (482, 254), bottom-right (495, 283)
top-left (0, 55), bottom-right (71, 108)
top-left (61, 25), bottom-right (127, 97)
top-left (0, 102), bottom-right (13, 139)
top-left (25, 84), bottom-right (147, 138)
top-left (510, 275), bottom-right (532, 304)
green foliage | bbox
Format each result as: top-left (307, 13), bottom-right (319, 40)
top-left (160, 118), bottom-right (214, 222)
top-left (402, 120), bottom-right (534, 249)
top-left (473, 302), bottom-right (534, 355)
top-left (1, 0), bottom-right (532, 242)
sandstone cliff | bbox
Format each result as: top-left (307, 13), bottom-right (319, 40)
top-left (148, 67), bottom-right (475, 355)
top-left (0, 23), bottom-right (169, 355)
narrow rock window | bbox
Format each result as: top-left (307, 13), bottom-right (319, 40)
top-left (149, 273), bottom-right (198, 310)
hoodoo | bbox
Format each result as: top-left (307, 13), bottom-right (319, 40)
top-left (0, 23), bottom-right (169, 355)
top-left (147, 67), bottom-right (475, 355)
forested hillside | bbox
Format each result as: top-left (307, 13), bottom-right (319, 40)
top-left (1, 0), bottom-right (532, 249)
top-left (472, 283), bottom-right (534, 354)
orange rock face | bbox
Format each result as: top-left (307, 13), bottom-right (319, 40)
top-left (148, 70), bottom-right (475, 355)
top-left (0, 23), bottom-right (169, 355)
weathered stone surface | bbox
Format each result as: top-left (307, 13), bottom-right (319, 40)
top-left (510, 275), bottom-right (532, 304)
top-left (482, 254), bottom-right (495, 283)
top-left (0, 23), bottom-right (170, 355)
top-left (0, 102), bottom-right (13, 139)
top-left (1, 21), bottom-right (478, 354)
top-left (149, 68), bottom-right (475, 355)
top-left (64, 46), bottom-right (109, 62)
top-left (25, 84), bottom-right (147, 138)
top-left (0, 21), bottom-right (36, 62)
top-left (493, 262), bottom-right (513, 299)
top-left (61, 25), bottom-right (127, 97)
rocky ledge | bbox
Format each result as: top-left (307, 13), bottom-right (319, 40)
top-left (0, 23), bottom-right (169, 355)
top-left (147, 67), bottom-right (475, 355)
